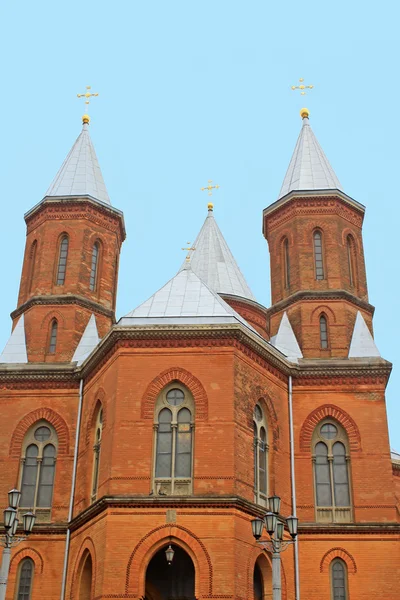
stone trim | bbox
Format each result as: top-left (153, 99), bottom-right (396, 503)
top-left (320, 547), bottom-right (357, 573)
top-left (267, 289), bottom-right (375, 317)
top-left (299, 404), bottom-right (361, 452)
top-left (10, 407), bottom-right (70, 457)
top-left (11, 294), bottom-right (115, 321)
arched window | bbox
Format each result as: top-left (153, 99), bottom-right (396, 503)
top-left (89, 242), bottom-right (100, 291)
top-left (313, 230), bottom-right (325, 280)
top-left (346, 235), bottom-right (357, 288)
top-left (28, 240), bottom-right (37, 293)
top-left (283, 238), bottom-right (290, 289)
top-left (19, 421), bottom-right (57, 520)
top-left (48, 319), bottom-right (58, 354)
top-left (253, 403), bottom-right (268, 507)
top-left (56, 235), bottom-right (69, 285)
top-left (154, 385), bottom-right (194, 495)
top-left (319, 314), bottom-right (328, 349)
top-left (91, 407), bottom-right (103, 503)
top-left (331, 559), bottom-right (348, 600)
top-left (313, 421), bottom-right (352, 523)
top-left (16, 557), bottom-right (34, 600)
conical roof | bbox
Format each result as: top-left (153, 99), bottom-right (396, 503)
top-left (278, 111), bottom-right (342, 200)
top-left (0, 316), bottom-right (28, 364)
top-left (179, 206), bottom-right (256, 302)
top-left (44, 120), bottom-right (111, 205)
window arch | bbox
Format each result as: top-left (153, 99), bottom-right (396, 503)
top-left (153, 384), bottom-right (194, 495)
top-left (346, 234), bottom-right (357, 288)
top-left (331, 558), bottom-right (348, 600)
top-left (91, 406), bottom-right (103, 503)
top-left (319, 314), bottom-right (329, 349)
top-left (56, 235), bottom-right (69, 285)
top-left (253, 403), bottom-right (268, 507)
top-left (312, 420), bottom-right (352, 523)
top-left (16, 557), bottom-right (34, 600)
top-left (48, 319), bottom-right (58, 354)
top-left (19, 421), bottom-right (58, 520)
top-left (313, 230), bottom-right (325, 280)
top-left (283, 237), bottom-right (290, 289)
top-left (78, 551), bottom-right (93, 600)
top-left (28, 240), bottom-right (37, 293)
top-left (89, 241), bottom-right (100, 292)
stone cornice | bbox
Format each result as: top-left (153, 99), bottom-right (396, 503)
top-left (267, 289), bottom-right (375, 317)
top-left (11, 294), bottom-right (115, 321)
top-left (299, 523), bottom-right (400, 535)
top-left (0, 362), bottom-right (79, 387)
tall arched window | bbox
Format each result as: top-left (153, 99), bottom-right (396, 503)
top-left (154, 385), bottom-right (194, 495)
top-left (19, 421), bottom-right (57, 520)
top-left (319, 314), bottom-right (328, 349)
top-left (313, 421), bottom-right (352, 523)
top-left (313, 230), bottom-right (325, 280)
top-left (283, 238), bottom-right (290, 289)
top-left (28, 240), bottom-right (37, 293)
top-left (56, 235), bottom-right (69, 285)
top-left (89, 242), bottom-right (100, 291)
top-left (91, 407), bottom-right (103, 503)
top-left (253, 403), bottom-right (268, 507)
top-left (331, 559), bottom-right (348, 600)
top-left (48, 319), bottom-right (58, 354)
top-left (16, 558), bottom-right (34, 600)
top-left (346, 234), bottom-right (357, 288)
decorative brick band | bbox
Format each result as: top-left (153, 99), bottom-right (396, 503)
top-left (299, 404), bottom-right (361, 452)
top-left (320, 547), bottom-right (357, 573)
top-left (10, 407), bottom-right (70, 457)
top-left (141, 367), bottom-right (208, 420)
top-left (9, 547), bottom-right (44, 574)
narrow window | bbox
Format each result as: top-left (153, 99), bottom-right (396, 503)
top-left (283, 238), bottom-right (290, 288)
top-left (89, 242), bottom-right (100, 291)
top-left (258, 427), bottom-right (267, 495)
top-left (56, 235), bottom-right (69, 285)
top-left (314, 442), bottom-right (332, 507)
top-left (49, 319), bottom-right (58, 354)
top-left (155, 408), bottom-right (173, 478)
top-left (91, 408), bottom-right (103, 502)
top-left (28, 241), bottom-right (37, 293)
top-left (313, 231), bottom-right (325, 280)
top-left (17, 558), bottom-right (34, 600)
top-left (253, 403), bottom-right (268, 506)
top-left (320, 315), bottom-right (328, 349)
top-left (346, 235), bottom-right (357, 288)
top-left (37, 444), bottom-right (56, 507)
top-left (20, 444), bottom-right (39, 508)
top-left (331, 559), bottom-right (347, 600)
top-left (175, 407), bottom-right (192, 477)
top-left (332, 442), bottom-right (350, 507)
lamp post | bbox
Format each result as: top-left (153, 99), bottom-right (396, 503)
top-left (251, 495), bottom-right (298, 600)
top-left (0, 489), bottom-right (36, 600)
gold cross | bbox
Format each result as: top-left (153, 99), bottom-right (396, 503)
top-left (291, 78), bottom-right (314, 96)
top-left (182, 242), bottom-right (196, 263)
top-left (77, 86), bottom-right (99, 114)
top-left (201, 180), bottom-right (220, 196)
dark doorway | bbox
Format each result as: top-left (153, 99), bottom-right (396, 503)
top-left (145, 544), bottom-right (195, 600)
top-left (253, 561), bottom-right (263, 600)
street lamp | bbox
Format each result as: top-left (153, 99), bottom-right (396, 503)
top-left (250, 495), bottom-right (299, 600)
top-left (0, 490), bottom-right (36, 600)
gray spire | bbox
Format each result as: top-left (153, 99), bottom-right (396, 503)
top-left (180, 206), bottom-right (256, 302)
top-left (44, 121), bottom-right (111, 205)
top-left (278, 111), bottom-right (342, 200)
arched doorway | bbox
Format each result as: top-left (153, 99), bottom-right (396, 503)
top-left (253, 554), bottom-right (272, 599)
top-left (78, 551), bottom-right (93, 600)
top-left (145, 544), bottom-right (195, 599)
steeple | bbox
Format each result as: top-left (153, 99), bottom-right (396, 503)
top-left (278, 108), bottom-right (342, 200)
top-left (44, 116), bottom-right (111, 206)
top-left (181, 204), bottom-right (256, 302)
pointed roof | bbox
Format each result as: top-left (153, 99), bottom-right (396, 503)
top-left (72, 314), bottom-right (100, 365)
top-left (0, 316), bottom-right (28, 364)
top-left (44, 119), bottom-right (111, 205)
top-left (180, 205), bottom-right (256, 302)
top-left (278, 109), bottom-right (342, 200)
top-left (121, 266), bottom-right (256, 331)
top-left (348, 311), bottom-right (380, 358)
top-left (270, 312), bottom-right (303, 362)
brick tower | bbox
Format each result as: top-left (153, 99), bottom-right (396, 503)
top-left (11, 115), bottom-right (125, 362)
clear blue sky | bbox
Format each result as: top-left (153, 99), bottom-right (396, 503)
top-left (1, 1), bottom-right (399, 448)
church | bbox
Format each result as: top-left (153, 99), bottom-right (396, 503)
top-left (0, 104), bottom-right (399, 600)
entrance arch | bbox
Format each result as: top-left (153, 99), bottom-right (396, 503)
top-left (145, 544), bottom-right (195, 599)
top-left (253, 553), bottom-right (272, 599)
top-left (78, 551), bottom-right (93, 600)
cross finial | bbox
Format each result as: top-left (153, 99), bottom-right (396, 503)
top-left (201, 180), bottom-right (220, 197)
top-left (291, 78), bottom-right (314, 96)
top-left (77, 86), bottom-right (99, 124)
top-left (182, 242), bottom-right (196, 263)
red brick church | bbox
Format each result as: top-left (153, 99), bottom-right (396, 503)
top-left (0, 106), bottom-right (399, 599)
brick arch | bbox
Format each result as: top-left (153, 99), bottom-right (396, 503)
top-left (320, 547), bottom-right (357, 574)
top-left (9, 547), bottom-right (44, 575)
top-left (300, 405), bottom-right (361, 452)
top-left (310, 305), bottom-right (337, 324)
top-left (69, 537), bottom-right (96, 600)
top-left (251, 387), bottom-right (279, 450)
top-left (341, 227), bottom-right (362, 253)
top-left (126, 524), bottom-right (213, 597)
top-left (10, 407), bottom-right (70, 457)
top-left (141, 367), bottom-right (208, 420)
top-left (246, 546), bottom-right (287, 600)
top-left (41, 309), bottom-right (67, 330)
top-left (85, 388), bottom-right (107, 445)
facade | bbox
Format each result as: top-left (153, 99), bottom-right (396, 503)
top-left (0, 106), bottom-right (399, 600)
